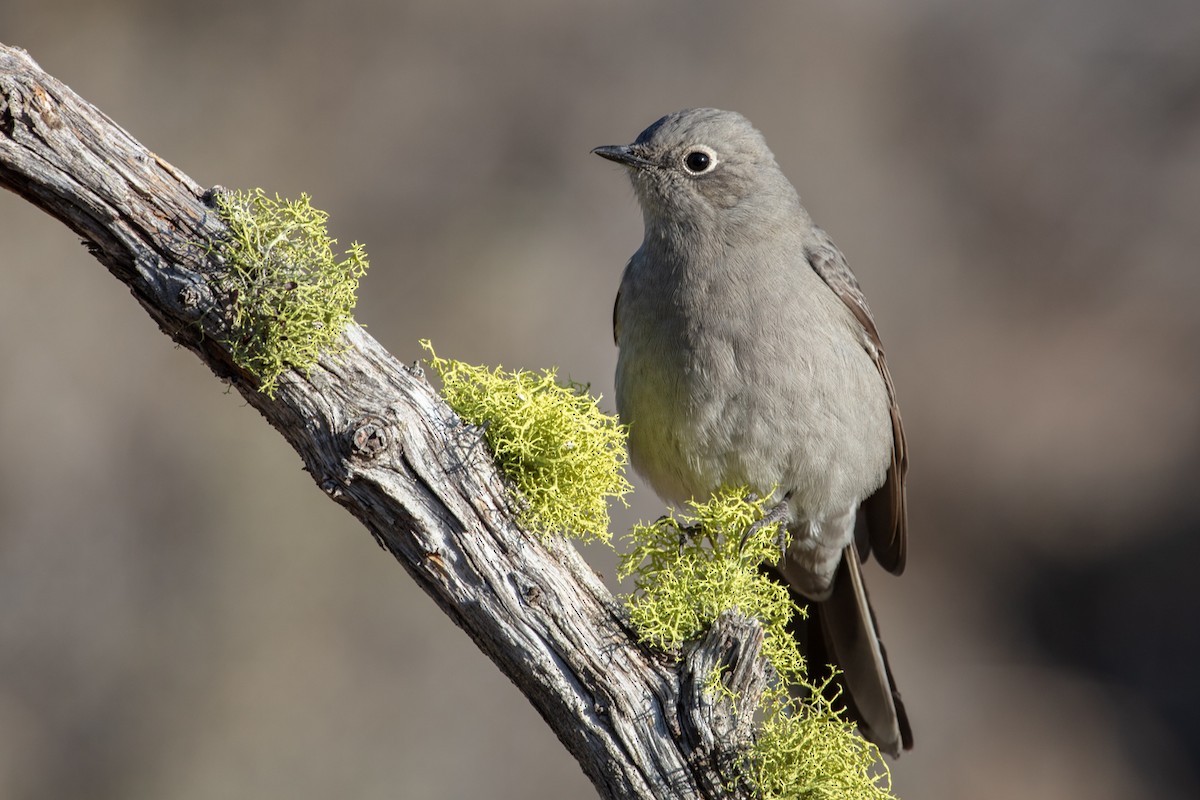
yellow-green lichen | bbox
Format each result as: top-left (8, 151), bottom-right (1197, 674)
top-left (213, 188), bottom-right (368, 396)
top-left (618, 490), bottom-right (802, 677)
top-left (748, 679), bottom-right (894, 800)
top-left (619, 489), bottom-right (896, 800)
top-left (421, 341), bottom-right (631, 542)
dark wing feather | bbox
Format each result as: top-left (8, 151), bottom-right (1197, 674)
top-left (613, 286), bottom-right (622, 345)
top-left (806, 232), bottom-right (908, 574)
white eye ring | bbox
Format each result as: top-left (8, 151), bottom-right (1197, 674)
top-left (681, 145), bottom-right (718, 175)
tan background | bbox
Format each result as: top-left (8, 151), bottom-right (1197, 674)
top-left (3, 2), bottom-right (1199, 798)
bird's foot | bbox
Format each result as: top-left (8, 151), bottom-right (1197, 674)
top-left (650, 514), bottom-right (702, 556)
top-left (676, 521), bottom-right (702, 556)
top-left (738, 493), bottom-right (792, 561)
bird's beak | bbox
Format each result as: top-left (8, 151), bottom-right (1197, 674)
top-left (591, 144), bottom-right (654, 170)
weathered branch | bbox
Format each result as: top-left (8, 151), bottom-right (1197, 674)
top-left (0, 43), bottom-right (769, 800)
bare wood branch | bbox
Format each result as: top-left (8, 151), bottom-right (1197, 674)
top-left (0, 43), bottom-right (768, 800)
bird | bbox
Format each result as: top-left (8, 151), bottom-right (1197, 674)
top-left (592, 108), bottom-right (912, 756)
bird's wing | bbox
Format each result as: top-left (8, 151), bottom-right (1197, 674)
top-left (806, 232), bottom-right (908, 575)
top-left (613, 285), bottom-right (622, 345)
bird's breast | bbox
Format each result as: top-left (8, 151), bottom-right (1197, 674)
top-left (614, 252), bottom-right (891, 519)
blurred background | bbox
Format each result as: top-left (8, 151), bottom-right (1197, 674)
top-left (2, 1), bottom-right (1198, 798)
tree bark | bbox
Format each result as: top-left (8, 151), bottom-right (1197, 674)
top-left (0, 43), bottom-right (769, 800)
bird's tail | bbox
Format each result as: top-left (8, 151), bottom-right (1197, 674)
top-left (770, 547), bottom-right (912, 757)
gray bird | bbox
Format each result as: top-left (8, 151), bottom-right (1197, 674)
top-left (593, 108), bottom-right (912, 757)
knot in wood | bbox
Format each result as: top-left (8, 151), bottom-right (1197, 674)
top-left (349, 414), bottom-right (392, 460)
top-left (178, 281), bottom-right (213, 316)
top-left (201, 185), bottom-right (228, 207)
top-left (522, 582), bottom-right (543, 605)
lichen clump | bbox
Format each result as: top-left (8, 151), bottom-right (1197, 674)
top-left (619, 490), bottom-right (895, 800)
top-left (421, 341), bottom-right (631, 542)
top-left (748, 683), bottom-right (895, 800)
top-left (213, 188), bottom-right (368, 396)
top-left (619, 491), bottom-right (802, 674)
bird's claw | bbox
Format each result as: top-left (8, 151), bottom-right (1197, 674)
top-left (652, 514), bottom-right (702, 557)
top-left (738, 493), bottom-right (793, 560)
top-left (676, 522), bottom-right (702, 556)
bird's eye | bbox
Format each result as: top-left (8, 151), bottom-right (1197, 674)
top-left (683, 148), bottom-right (715, 174)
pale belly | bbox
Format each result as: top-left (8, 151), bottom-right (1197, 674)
top-left (615, 316), bottom-right (891, 526)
